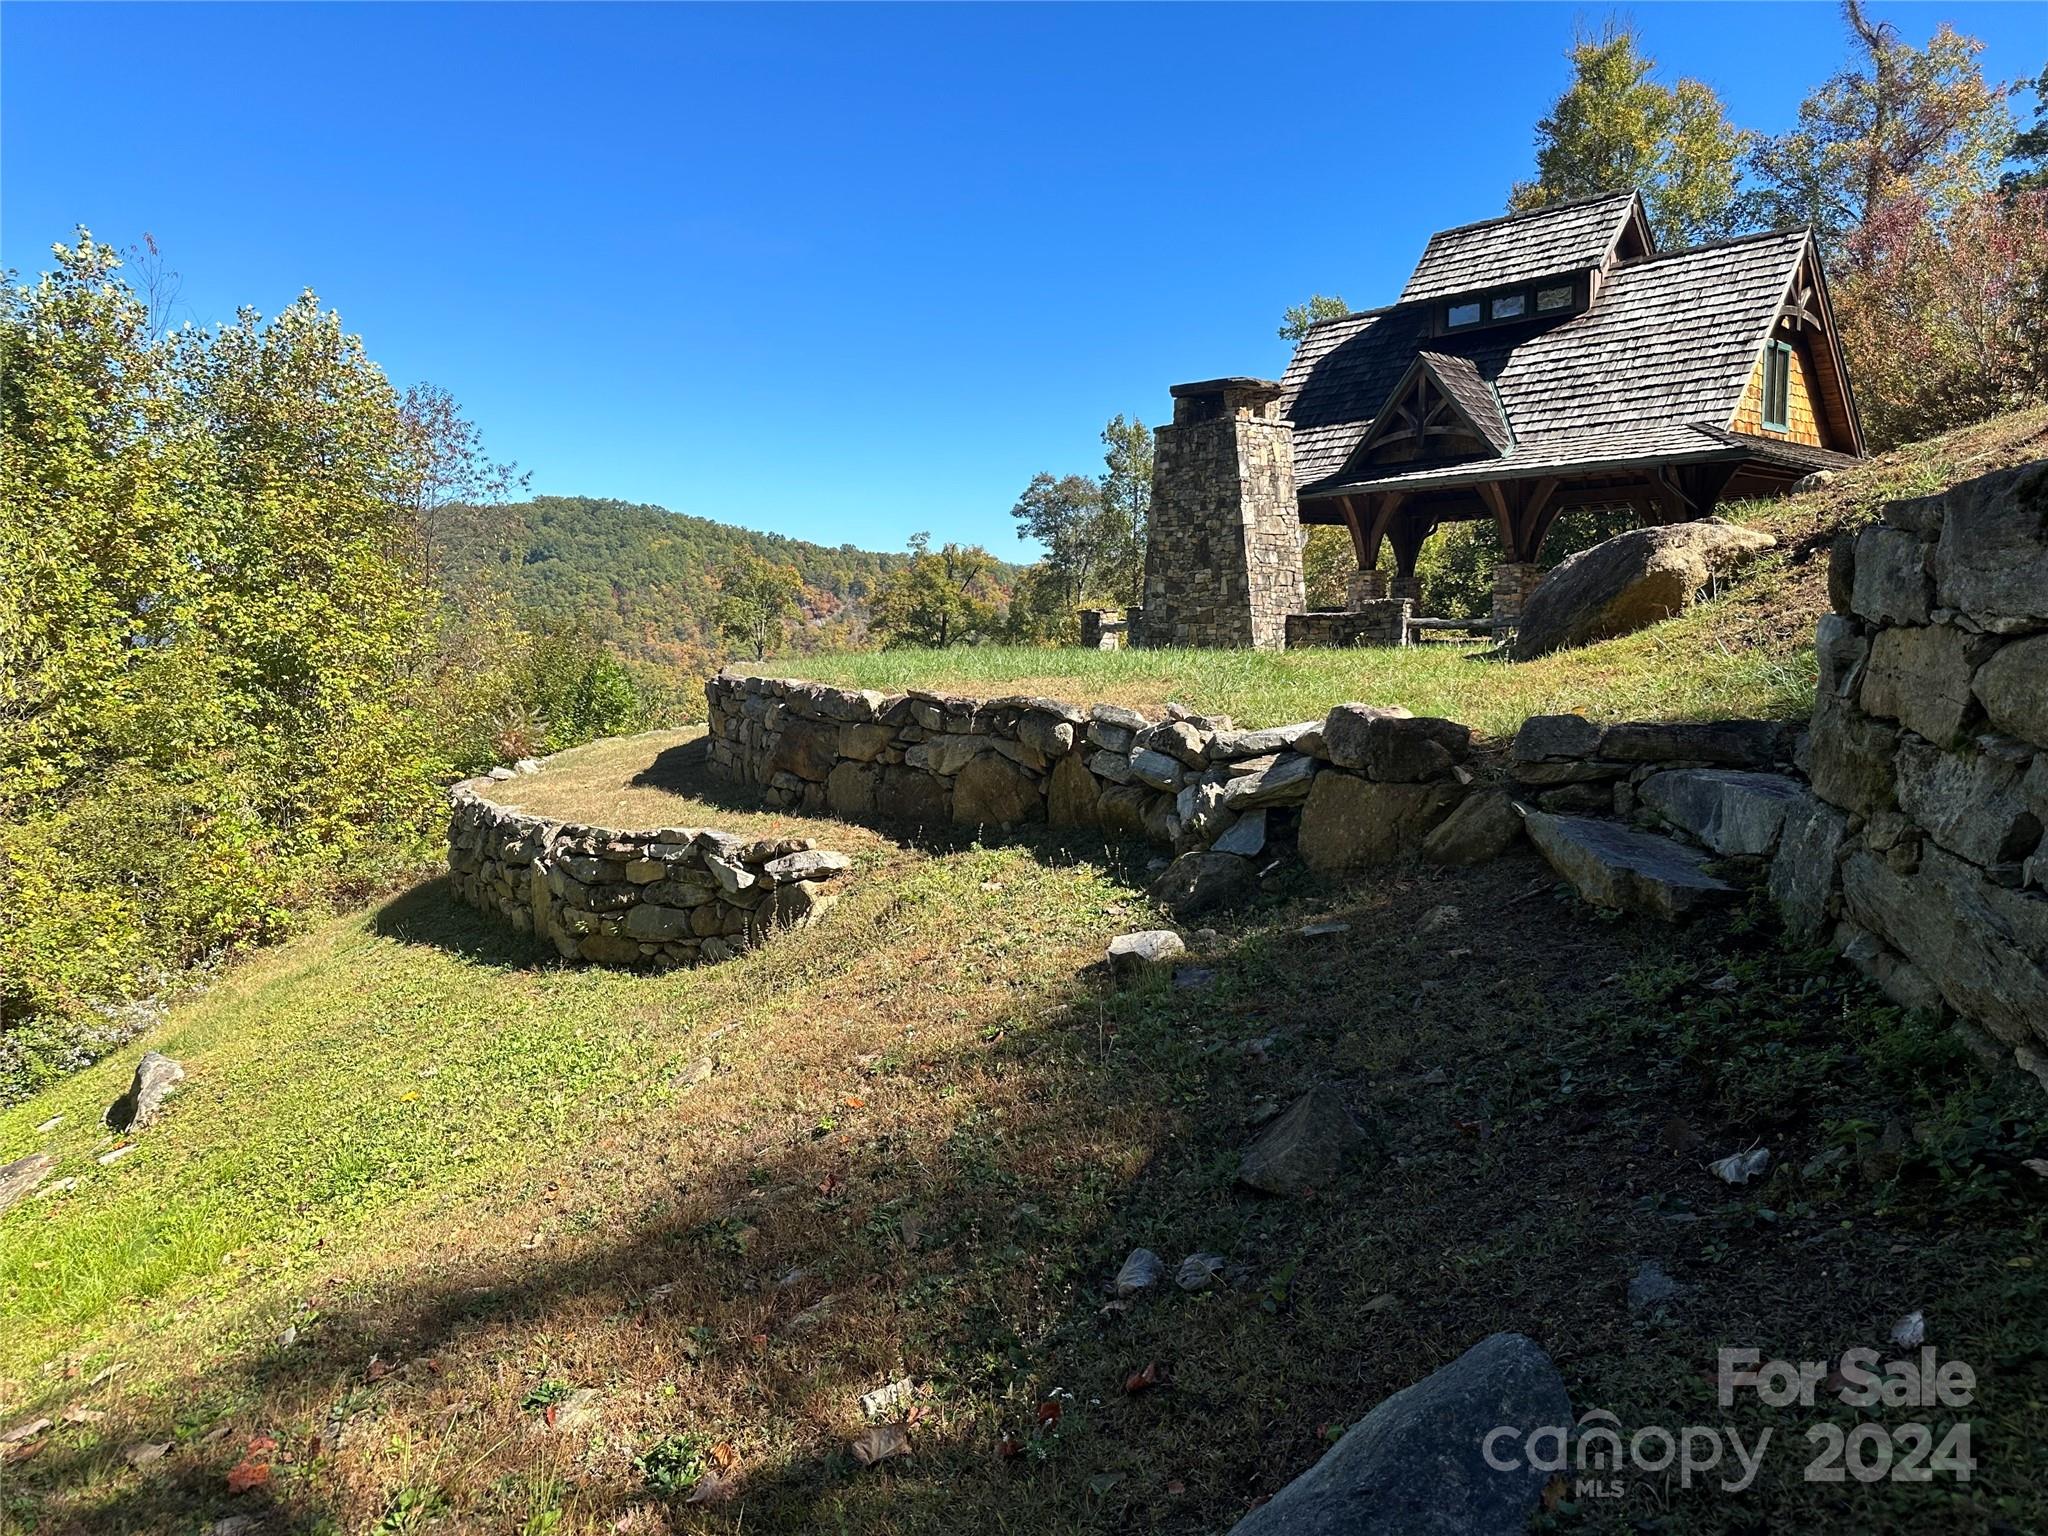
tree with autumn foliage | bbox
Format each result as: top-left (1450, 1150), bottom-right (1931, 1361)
top-left (871, 533), bottom-right (1004, 649)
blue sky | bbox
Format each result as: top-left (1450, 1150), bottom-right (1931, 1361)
top-left (4, 3), bottom-right (2039, 556)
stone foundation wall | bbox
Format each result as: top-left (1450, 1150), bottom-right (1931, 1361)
top-left (1793, 461), bottom-right (2048, 1081)
top-left (446, 784), bottom-right (853, 968)
top-left (1286, 602), bottom-right (1413, 649)
top-left (702, 674), bottom-right (1476, 896)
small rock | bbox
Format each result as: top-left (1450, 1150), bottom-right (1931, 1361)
top-left (677, 1056), bottom-right (715, 1089)
top-left (278, 1325), bottom-right (297, 1348)
top-left (1148, 851), bottom-right (1255, 917)
top-left (34, 1116), bottom-right (62, 1134)
top-left (550, 1387), bottom-right (601, 1433)
top-left (1190, 928), bottom-right (1219, 948)
top-left (1, 1417), bottom-right (51, 1445)
top-left (0, 1153), bottom-right (56, 1214)
top-left (1172, 965), bottom-right (1216, 991)
top-left (1891, 1311), bottom-right (1927, 1348)
top-left (785, 1295), bottom-right (839, 1332)
top-left (1106, 930), bottom-right (1184, 976)
top-left (125, 1441), bottom-right (172, 1468)
top-left (1175, 1252), bottom-right (1229, 1291)
top-left (97, 1145), bottom-right (135, 1167)
top-left (1114, 1248), bottom-right (1165, 1297)
top-left (1362, 1292), bottom-right (1401, 1313)
top-left (33, 1177), bottom-right (77, 1200)
top-left (858, 1378), bottom-right (916, 1420)
top-left (207, 1519), bottom-right (258, 1536)
top-left (850, 1421), bottom-right (911, 1467)
top-left (106, 1051), bottom-right (184, 1133)
top-left (1412, 1067), bottom-right (1448, 1087)
top-left (1417, 903), bottom-right (1461, 936)
top-left (1626, 1261), bottom-right (1684, 1314)
top-left (1298, 919), bottom-right (1351, 938)
top-left (1239, 1085), bottom-right (1365, 1196)
top-left (1709, 1147), bottom-right (1772, 1185)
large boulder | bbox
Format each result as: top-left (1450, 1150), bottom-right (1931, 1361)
top-left (1512, 519), bottom-right (1776, 658)
top-left (1524, 813), bottom-right (1738, 920)
top-left (1045, 751), bottom-right (1101, 828)
top-left (1226, 1332), bottom-right (1570, 1536)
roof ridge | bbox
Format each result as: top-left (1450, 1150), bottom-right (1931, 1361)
top-left (1301, 302), bottom-right (1397, 333)
top-left (1419, 190), bottom-right (1636, 242)
top-left (1633, 225), bottom-right (1809, 264)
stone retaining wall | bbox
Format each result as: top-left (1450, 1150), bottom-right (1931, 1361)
top-left (446, 783), bottom-right (853, 968)
top-left (702, 673), bottom-right (1481, 906)
top-left (1792, 461), bottom-right (2048, 1082)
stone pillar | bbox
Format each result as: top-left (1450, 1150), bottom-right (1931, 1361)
top-left (1491, 562), bottom-right (1545, 629)
top-left (1390, 575), bottom-right (1423, 606)
top-left (1139, 378), bottom-right (1304, 649)
top-left (1346, 567), bottom-right (1388, 611)
top-left (1078, 609), bottom-right (1117, 649)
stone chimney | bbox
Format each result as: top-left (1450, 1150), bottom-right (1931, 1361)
top-left (1137, 378), bottom-right (1304, 649)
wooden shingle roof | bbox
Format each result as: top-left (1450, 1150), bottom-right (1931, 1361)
top-left (1281, 224), bottom-right (1851, 497)
top-left (1398, 191), bottom-right (1646, 303)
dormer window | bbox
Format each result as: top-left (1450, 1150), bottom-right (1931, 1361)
top-left (1536, 283), bottom-right (1575, 313)
top-left (1434, 274), bottom-right (1586, 337)
top-left (1446, 301), bottom-right (1482, 328)
top-left (1490, 294), bottom-right (1526, 320)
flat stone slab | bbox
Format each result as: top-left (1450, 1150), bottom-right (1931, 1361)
top-left (1107, 930), bottom-right (1185, 976)
top-left (1638, 769), bottom-right (1805, 856)
top-left (1524, 813), bottom-right (1738, 920)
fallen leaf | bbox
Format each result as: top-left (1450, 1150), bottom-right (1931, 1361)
top-left (246, 1434), bottom-right (279, 1456)
top-left (1124, 1361), bottom-right (1166, 1395)
top-left (1035, 1399), bottom-right (1062, 1429)
top-left (843, 1097), bottom-right (865, 1109)
top-left (1, 1418), bottom-right (51, 1445)
top-left (1166, 1478), bottom-right (1185, 1494)
top-left (224, 1456), bottom-right (270, 1494)
top-left (709, 1441), bottom-right (738, 1473)
top-left (995, 1435), bottom-right (1023, 1460)
top-left (366, 1356), bottom-right (393, 1382)
top-left (60, 1406), bottom-right (105, 1424)
top-left (849, 1422), bottom-right (910, 1467)
top-left (125, 1441), bottom-right (172, 1468)
top-left (1542, 1474), bottom-right (1567, 1510)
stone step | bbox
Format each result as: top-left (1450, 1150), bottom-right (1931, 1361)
top-left (1524, 811), bottom-right (1738, 920)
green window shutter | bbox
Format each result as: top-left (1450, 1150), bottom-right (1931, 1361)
top-left (1763, 342), bottom-right (1791, 431)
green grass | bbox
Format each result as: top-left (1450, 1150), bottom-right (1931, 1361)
top-left (760, 615), bottom-right (1816, 739)
top-left (5, 736), bottom-right (2045, 1535)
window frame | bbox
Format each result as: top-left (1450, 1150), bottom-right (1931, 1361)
top-left (1445, 300), bottom-right (1483, 329)
top-left (1761, 340), bottom-right (1793, 432)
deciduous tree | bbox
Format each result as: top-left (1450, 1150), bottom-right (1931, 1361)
top-left (1278, 294), bottom-right (1349, 342)
top-left (715, 553), bottom-right (802, 660)
top-left (1509, 21), bottom-right (1753, 248)
top-left (872, 533), bottom-right (1003, 648)
top-left (1749, 1), bottom-right (2014, 256)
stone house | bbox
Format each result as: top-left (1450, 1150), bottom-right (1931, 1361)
top-left (1138, 191), bottom-right (1866, 647)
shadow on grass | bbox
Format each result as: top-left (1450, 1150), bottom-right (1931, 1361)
top-left (369, 876), bottom-right (556, 972)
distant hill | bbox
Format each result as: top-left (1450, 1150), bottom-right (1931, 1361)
top-left (436, 496), bottom-right (1023, 664)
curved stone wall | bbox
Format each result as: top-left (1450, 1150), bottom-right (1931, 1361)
top-left (446, 783), bottom-right (853, 968)
top-left (701, 673), bottom-right (1482, 893)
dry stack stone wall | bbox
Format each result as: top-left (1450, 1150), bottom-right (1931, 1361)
top-left (446, 783), bottom-right (853, 968)
top-left (1793, 461), bottom-right (2048, 1083)
top-left (703, 673), bottom-right (1477, 905)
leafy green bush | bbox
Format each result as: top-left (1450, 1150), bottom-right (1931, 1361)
top-left (0, 233), bottom-right (673, 1102)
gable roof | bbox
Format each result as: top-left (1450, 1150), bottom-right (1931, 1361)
top-left (1398, 191), bottom-right (1649, 304)
top-left (1282, 225), bottom-right (1851, 497)
top-left (1340, 351), bottom-right (1514, 474)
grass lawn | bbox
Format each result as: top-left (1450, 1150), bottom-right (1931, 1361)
top-left (4, 732), bottom-right (2044, 1534)
top-left (769, 407), bottom-right (2048, 739)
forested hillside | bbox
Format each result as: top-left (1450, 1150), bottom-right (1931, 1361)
top-left (437, 496), bottom-right (1022, 665)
